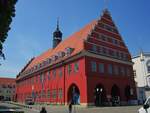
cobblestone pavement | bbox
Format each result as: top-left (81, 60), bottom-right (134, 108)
top-left (32, 105), bottom-right (141, 113)
top-left (0, 102), bottom-right (142, 113)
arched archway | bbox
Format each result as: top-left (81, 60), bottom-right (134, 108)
top-left (111, 84), bottom-right (120, 106)
top-left (67, 83), bottom-right (80, 105)
top-left (94, 84), bottom-right (106, 106)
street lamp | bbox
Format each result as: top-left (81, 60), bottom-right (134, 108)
top-left (96, 88), bottom-right (99, 92)
top-left (100, 88), bottom-right (103, 92)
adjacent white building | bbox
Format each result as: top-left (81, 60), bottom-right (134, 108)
top-left (132, 52), bottom-right (150, 104)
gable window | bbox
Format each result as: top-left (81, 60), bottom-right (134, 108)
top-left (116, 51), bottom-right (119, 58)
top-left (92, 45), bottom-right (97, 53)
top-left (101, 35), bottom-right (107, 41)
top-left (99, 46), bottom-right (102, 54)
top-left (109, 49), bottom-right (115, 57)
top-left (102, 47), bottom-right (108, 55)
top-left (99, 63), bottom-right (104, 73)
top-left (74, 62), bottom-right (79, 72)
top-left (120, 52), bottom-right (124, 60)
top-left (112, 39), bottom-right (118, 45)
top-left (91, 61), bottom-right (97, 72)
top-left (108, 64), bottom-right (113, 75)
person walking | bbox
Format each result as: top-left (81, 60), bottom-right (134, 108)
top-left (40, 107), bottom-right (47, 113)
top-left (69, 102), bottom-right (73, 113)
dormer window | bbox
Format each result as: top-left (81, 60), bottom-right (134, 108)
top-left (57, 52), bottom-right (61, 58)
top-left (55, 55), bottom-right (58, 60)
top-left (47, 58), bottom-right (51, 64)
top-left (51, 56), bottom-right (55, 61)
top-left (65, 47), bottom-right (74, 56)
top-left (31, 67), bottom-right (34, 72)
top-left (34, 66), bottom-right (37, 70)
top-left (61, 52), bottom-right (65, 57)
top-left (58, 51), bottom-right (65, 58)
top-left (37, 64), bottom-right (40, 69)
top-left (52, 55), bottom-right (58, 61)
top-left (43, 60), bottom-right (47, 66)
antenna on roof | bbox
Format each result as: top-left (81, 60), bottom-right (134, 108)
top-left (56, 17), bottom-right (60, 30)
top-left (104, 0), bottom-right (109, 9)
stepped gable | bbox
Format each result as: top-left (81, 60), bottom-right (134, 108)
top-left (88, 9), bottom-right (131, 58)
top-left (24, 20), bottom-right (97, 71)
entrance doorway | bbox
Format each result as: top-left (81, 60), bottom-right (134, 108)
top-left (94, 84), bottom-right (106, 106)
top-left (111, 84), bottom-right (120, 106)
top-left (68, 84), bottom-right (80, 105)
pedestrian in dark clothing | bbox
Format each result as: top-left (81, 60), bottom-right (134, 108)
top-left (40, 107), bottom-right (47, 113)
top-left (69, 102), bottom-right (72, 113)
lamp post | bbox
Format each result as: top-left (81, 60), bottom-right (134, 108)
top-left (96, 87), bottom-right (103, 106)
top-left (100, 88), bottom-right (103, 106)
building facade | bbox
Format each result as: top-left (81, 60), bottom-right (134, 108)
top-left (16, 9), bottom-right (137, 106)
top-left (133, 52), bottom-right (150, 104)
top-left (0, 77), bottom-right (16, 101)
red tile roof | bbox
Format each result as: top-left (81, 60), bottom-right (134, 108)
top-left (0, 77), bottom-right (16, 84)
top-left (24, 20), bottom-right (97, 71)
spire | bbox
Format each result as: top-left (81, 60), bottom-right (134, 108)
top-left (53, 18), bottom-right (63, 48)
top-left (56, 17), bottom-right (59, 30)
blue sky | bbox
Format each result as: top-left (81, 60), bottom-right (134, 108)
top-left (0, 0), bottom-right (150, 78)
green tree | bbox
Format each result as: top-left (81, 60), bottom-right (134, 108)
top-left (0, 0), bottom-right (17, 60)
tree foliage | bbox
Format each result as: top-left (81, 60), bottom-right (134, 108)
top-left (0, 0), bottom-right (17, 59)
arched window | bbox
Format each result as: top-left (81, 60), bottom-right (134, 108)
top-left (147, 60), bottom-right (150, 73)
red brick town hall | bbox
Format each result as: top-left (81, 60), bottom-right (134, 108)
top-left (16, 9), bottom-right (137, 106)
